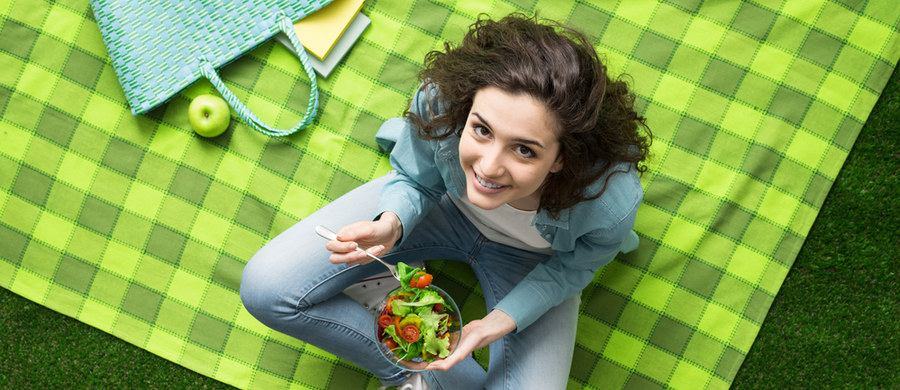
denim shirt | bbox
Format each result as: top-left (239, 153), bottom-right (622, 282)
top-left (375, 85), bottom-right (643, 331)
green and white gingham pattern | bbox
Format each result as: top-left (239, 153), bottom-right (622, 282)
top-left (1, 0), bottom-right (898, 389)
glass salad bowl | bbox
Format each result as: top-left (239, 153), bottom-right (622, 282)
top-left (373, 285), bottom-right (462, 371)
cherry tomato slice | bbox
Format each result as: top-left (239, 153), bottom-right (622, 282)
top-left (378, 314), bottom-right (393, 330)
top-left (417, 273), bottom-right (433, 288)
top-left (400, 324), bottom-right (420, 343)
top-left (410, 271), bottom-right (433, 289)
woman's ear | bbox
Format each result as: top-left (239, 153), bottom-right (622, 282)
top-left (550, 155), bottom-right (563, 173)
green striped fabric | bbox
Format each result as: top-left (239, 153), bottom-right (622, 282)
top-left (1, 0), bottom-right (897, 389)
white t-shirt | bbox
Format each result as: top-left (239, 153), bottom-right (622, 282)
top-left (449, 192), bottom-right (554, 255)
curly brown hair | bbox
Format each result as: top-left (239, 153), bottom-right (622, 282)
top-left (406, 13), bottom-right (651, 217)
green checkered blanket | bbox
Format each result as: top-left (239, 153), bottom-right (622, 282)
top-left (1, 0), bottom-right (898, 388)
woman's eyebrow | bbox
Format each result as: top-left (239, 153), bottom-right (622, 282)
top-left (473, 112), bottom-right (493, 130)
top-left (472, 112), bottom-right (545, 149)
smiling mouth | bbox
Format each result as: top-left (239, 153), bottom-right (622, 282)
top-left (474, 172), bottom-right (505, 190)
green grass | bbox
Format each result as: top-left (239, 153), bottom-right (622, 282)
top-left (2, 70), bottom-right (898, 389)
top-left (732, 66), bottom-right (900, 389)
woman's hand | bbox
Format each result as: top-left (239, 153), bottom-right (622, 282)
top-left (325, 212), bottom-right (403, 266)
top-left (426, 309), bottom-right (517, 372)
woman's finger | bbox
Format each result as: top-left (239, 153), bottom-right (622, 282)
top-left (329, 250), bottom-right (371, 265)
top-left (399, 359), bottom-right (429, 371)
top-left (426, 350), bottom-right (465, 371)
top-left (367, 245), bottom-right (385, 256)
top-left (325, 239), bottom-right (358, 253)
top-left (426, 331), bottom-right (478, 371)
top-left (337, 222), bottom-right (376, 243)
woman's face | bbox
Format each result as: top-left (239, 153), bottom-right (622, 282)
top-left (458, 86), bottom-right (563, 211)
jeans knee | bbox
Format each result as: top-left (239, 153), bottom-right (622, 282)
top-left (239, 259), bottom-right (278, 321)
top-left (239, 254), bottom-right (320, 325)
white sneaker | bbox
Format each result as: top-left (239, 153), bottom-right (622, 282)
top-left (398, 372), bottom-right (430, 390)
top-left (343, 270), bottom-right (399, 314)
top-left (377, 372), bottom-right (430, 390)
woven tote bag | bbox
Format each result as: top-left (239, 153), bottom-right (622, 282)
top-left (90, 0), bottom-right (333, 136)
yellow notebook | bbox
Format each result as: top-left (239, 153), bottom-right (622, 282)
top-left (293, 0), bottom-right (365, 60)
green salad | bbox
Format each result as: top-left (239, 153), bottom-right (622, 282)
top-left (376, 262), bottom-right (456, 362)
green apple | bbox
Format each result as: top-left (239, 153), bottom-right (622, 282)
top-left (188, 94), bottom-right (230, 137)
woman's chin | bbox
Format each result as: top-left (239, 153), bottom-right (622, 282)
top-left (467, 192), bottom-right (505, 210)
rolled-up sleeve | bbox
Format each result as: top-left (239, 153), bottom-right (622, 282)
top-left (375, 86), bottom-right (447, 244)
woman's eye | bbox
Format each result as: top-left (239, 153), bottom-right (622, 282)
top-left (473, 125), bottom-right (490, 137)
top-left (516, 145), bottom-right (535, 158)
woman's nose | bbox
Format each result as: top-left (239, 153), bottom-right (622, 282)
top-left (479, 148), bottom-right (506, 177)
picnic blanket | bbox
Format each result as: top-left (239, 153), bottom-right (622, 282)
top-left (1, 0), bottom-right (898, 389)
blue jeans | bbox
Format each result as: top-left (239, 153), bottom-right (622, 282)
top-left (241, 173), bottom-right (578, 389)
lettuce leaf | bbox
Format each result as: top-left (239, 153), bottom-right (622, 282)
top-left (423, 329), bottom-right (451, 358)
top-left (417, 307), bottom-right (447, 333)
top-left (383, 325), bottom-right (408, 351)
top-left (398, 289), bottom-right (445, 307)
top-left (390, 299), bottom-right (412, 317)
top-left (396, 262), bottom-right (419, 289)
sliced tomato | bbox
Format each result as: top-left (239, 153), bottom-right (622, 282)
top-left (409, 271), bottom-right (424, 288)
top-left (400, 324), bottom-right (420, 343)
top-left (420, 273), bottom-right (433, 288)
top-left (378, 314), bottom-right (393, 330)
top-left (384, 337), bottom-right (399, 350)
top-left (433, 303), bottom-right (444, 312)
top-left (410, 272), bottom-right (433, 289)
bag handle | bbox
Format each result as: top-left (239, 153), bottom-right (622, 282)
top-left (198, 12), bottom-right (318, 137)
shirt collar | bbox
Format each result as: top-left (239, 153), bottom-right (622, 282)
top-left (535, 208), bottom-right (570, 228)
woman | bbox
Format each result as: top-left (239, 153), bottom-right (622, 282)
top-left (241, 13), bottom-right (651, 389)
